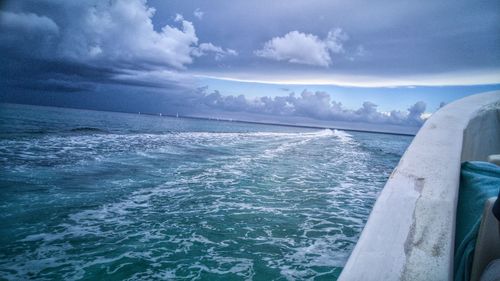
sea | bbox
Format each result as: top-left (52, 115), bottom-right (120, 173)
top-left (0, 103), bottom-right (412, 281)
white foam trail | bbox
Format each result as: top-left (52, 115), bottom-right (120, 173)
top-left (261, 130), bottom-right (333, 159)
top-left (173, 129), bottom-right (335, 140)
top-left (332, 129), bottom-right (354, 143)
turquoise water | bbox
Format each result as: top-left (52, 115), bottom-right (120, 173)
top-left (0, 103), bottom-right (412, 280)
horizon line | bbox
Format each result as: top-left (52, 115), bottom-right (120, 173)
top-left (0, 102), bottom-right (418, 137)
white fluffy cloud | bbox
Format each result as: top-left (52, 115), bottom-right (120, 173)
top-left (193, 8), bottom-right (204, 20)
top-left (255, 28), bottom-right (348, 67)
top-left (44, 1), bottom-right (198, 69)
top-left (58, 1), bottom-right (227, 69)
top-left (192, 43), bottom-right (238, 60)
top-left (200, 89), bottom-right (427, 126)
top-left (325, 28), bottom-right (348, 54)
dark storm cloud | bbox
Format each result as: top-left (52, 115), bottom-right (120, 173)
top-left (0, 0), bottom-right (235, 93)
top-left (0, 52), bottom-right (114, 92)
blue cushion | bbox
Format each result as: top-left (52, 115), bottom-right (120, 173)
top-left (454, 161), bottom-right (500, 281)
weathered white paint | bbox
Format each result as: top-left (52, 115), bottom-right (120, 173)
top-left (462, 103), bottom-right (500, 162)
top-left (339, 91), bottom-right (500, 281)
top-left (487, 155), bottom-right (500, 166)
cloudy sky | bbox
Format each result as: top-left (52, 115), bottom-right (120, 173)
top-left (1, 0), bottom-right (499, 131)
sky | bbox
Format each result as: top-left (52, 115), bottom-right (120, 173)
top-left (0, 0), bottom-right (499, 132)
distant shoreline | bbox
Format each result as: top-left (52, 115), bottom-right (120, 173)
top-left (0, 102), bottom-right (417, 137)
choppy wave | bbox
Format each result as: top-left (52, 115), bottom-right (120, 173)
top-left (332, 129), bottom-right (354, 143)
top-left (0, 105), bottom-right (411, 281)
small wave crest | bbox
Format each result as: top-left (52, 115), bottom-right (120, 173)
top-left (261, 129), bottom-right (335, 159)
top-left (332, 129), bottom-right (354, 143)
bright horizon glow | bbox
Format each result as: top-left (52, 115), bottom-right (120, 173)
top-left (195, 69), bottom-right (500, 88)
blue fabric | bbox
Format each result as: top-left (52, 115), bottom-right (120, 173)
top-left (454, 161), bottom-right (500, 281)
top-left (493, 189), bottom-right (500, 221)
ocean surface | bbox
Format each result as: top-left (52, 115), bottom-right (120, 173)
top-left (0, 103), bottom-right (412, 281)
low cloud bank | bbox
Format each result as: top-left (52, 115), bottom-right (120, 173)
top-left (200, 89), bottom-right (427, 126)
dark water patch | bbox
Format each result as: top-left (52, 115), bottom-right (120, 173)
top-left (25, 130), bottom-right (52, 134)
top-left (69, 127), bottom-right (108, 133)
top-left (357, 141), bottom-right (407, 160)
